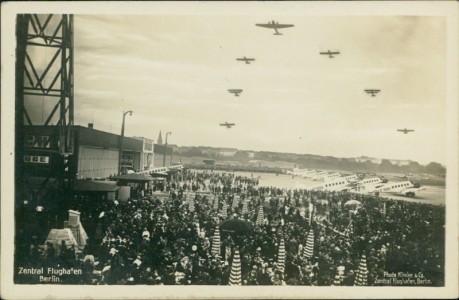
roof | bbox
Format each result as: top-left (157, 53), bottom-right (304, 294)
top-left (72, 180), bottom-right (119, 192)
top-left (112, 173), bottom-right (155, 182)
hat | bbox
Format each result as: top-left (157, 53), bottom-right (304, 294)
top-left (256, 247), bottom-right (261, 251)
top-left (192, 245), bottom-right (197, 251)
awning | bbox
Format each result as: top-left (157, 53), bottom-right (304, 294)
top-left (112, 173), bottom-right (155, 182)
top-left (72, 180), bottom-right (119, 192)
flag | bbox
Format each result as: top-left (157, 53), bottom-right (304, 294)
top-left (211, 226), bottom-right (221, 256)
top-left (229, 249), bottom-right (242, 285)
top-left (354, 254), bottom-right (368, 286)
top-left (277, 237), bottom-right (286, 273)
top-left (302, 228), bottom-right (314, 262)
top-left (256, 206), bottom-right (264, 226)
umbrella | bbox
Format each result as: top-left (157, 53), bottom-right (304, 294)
top-left (220, 200), bottom-right (228, 219)
top-left (355, 254), bottom-right (368, 286)
top-left (277, 237), bottom-right (286, 273)
top-left (45, 228), bottom-right (78, 248)
top-left (241, 200), bottom-right (248, 215)
top-left (213, 196), bottom-right (219, 211)
top-left (344, 199), bottom-right (362, 207)
top-left (302, 228), bottom-right (314, 262)
top-left (256, 206), bottom-right (264, 226)
top-left (211, 226), bottom-right (221, 256)
top-left (188, 196), bottom-right (195, 212)
top-left (229, 249), bottom-right (242, 285)
top-left (220, 219), bottom-right (253, 234)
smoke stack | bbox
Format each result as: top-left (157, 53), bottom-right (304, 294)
top-left (88, 123), bottom-right (94, 129)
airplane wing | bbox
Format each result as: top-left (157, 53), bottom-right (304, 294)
top-left (275, 24), bottom-right (294, 29)
top-left (256, 23), bottom-right (277, 29)
top-left (256, 23), bottom-right (293, 29)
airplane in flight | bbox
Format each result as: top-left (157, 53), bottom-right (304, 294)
top-left (255, 20), bottom-right (294, 35)
top-left (397, 128), bottom-right (415, 134)
top-left (220, 122), bottom-right (235, 128)
top-left (320, 50), bottom-right (340, 58)
top-left (364, 89), bottom-right (381, 97)
top-left (228, 89), bottom-right (243, 96)
top-left (236, 57), bottom-right (255, 64)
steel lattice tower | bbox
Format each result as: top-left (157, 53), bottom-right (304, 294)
top-left (15, 14), bottom-right (75, 225)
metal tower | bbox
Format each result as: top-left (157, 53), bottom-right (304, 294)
top-left (15, 14), bottom-right (75, 225)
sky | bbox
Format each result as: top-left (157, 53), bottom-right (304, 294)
top-left (26, 14), bottom-right (447, 165)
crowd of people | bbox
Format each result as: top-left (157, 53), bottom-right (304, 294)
top-left (18, 169), bottom-right (445, 286)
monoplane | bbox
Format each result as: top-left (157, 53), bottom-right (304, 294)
top-left (320, 50), bottom-right (340, 58)
top-left (397, 128), bottom-right (414, 134)
top-left (364, 89), bottom-right (381, 97)
top-left (228, 89), bottom-right (243, 96)
top-left (236, 57), bottom-right (255, 64)
top-left (255, 20), bottom-right (294, 35)
top-left (220, 122), bottom-right (235, 128)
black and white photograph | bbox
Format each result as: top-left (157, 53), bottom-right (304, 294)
top-left (1, 1), bottom-right (458, 299)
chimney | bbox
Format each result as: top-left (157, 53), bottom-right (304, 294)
top-left (88, 123), bottom-right (94, 129)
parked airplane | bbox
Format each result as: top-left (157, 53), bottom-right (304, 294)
top-left (342, 174), bottom-right (359, 183)
top-left (350, 177), bottom-right (384, 193)
top-left (397, 128), bottom-right (415, 134)
top-left (255, 20), bottom-right (294, 35)
top-left (316, 172), bottom-right (341, 182)
top-left (320, 50), bottom-right (340, 58)
top-left (220, 122), bottom-right (235, 128)
top-left (236, 57), bottom-right (255, 64)
top-left (136, 165), bottom-right (184, 177)
top-left (311, 171), bottom-right (328, 181)
top-left (311, 177), bottom-right (353, 192)
top-left (364, 89), bottom-right (381, 97)
top-left (287, 168), bottom-right (310, 176)
top-left (371, 181), bottom-right (425, 197)
top-left (228, 89), bottom-right (243, 96)
top-left (301, 170), bottom-right (318, 178)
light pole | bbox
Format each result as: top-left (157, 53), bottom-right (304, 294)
top-left (119, 110), bottom-right (133, 175)
top-left (163, 131), bottom-right (171, 167)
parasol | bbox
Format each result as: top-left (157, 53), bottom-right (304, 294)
top-left (344, 199), bottom-right (362, 207)
top-left (220, 219), bottom-right (253, 234)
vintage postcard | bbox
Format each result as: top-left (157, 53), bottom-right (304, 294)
top-left (1, 1), bottom-right (458, 299)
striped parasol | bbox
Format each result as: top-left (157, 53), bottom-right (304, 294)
top-left (256, 206), bottom-right (264, 226)
top-left (277, 237), bottom-right (286, 273)
top-left (213, 196), bottom-right (219, 211)
top-left (211, 226), bottom-right (221, 256)
top-left (220, 200), bottom-right (228, 219)
top-left (333, 265), bottom-right (345, 285)
top-left (232, 195), bottom-right (239, 210)
top-left (241, 199), bottom-right (248, 215)
top-left (302, 228), bottom-right (314, 262)
top-left (229, 249), bottom-right (242, 285)
top-left (355, 254), bottom-right (368, 286)
top-left (188, 196), bottom-right (195, 212)
top-left (333, 273), bottom-right (342, 286)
